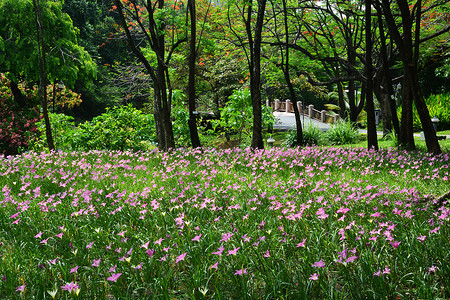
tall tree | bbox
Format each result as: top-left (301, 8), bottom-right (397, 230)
top-left (227, 0), bottom-right (267, 149)
top-left (113, 0), bottom-right (187, 151)
top-left (33, 0), bottom-right (54, 151)
top-left (187, 0), bottom-right (201, 148)
top-left (379, 0), bottom-right (441, 154)
top-left (365, 0), bottom-right (378, 150)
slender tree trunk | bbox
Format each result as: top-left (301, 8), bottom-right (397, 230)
top-left (248, 0), bottom-right (266, 149)
top-left (33, 0), bottom-right (55, 151)
top-left (365, 0), bottom-right (378, 150)
top-left (281, 0), bottom-right (302, 146)
top-left (187, 0), bottom-right (201, 148)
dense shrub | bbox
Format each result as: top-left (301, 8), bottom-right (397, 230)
top-left (402, 93), bottom-right (450, 132)
top-left (324, 120), bottom-right (359, 145)
top-left (283, 124), bottom-right (323, 147)
top-left (213, 89), bottom-right (275, 145)
top-left (74, 104), bottom-right (157, 151)
top-left (0, 74), bottom-right (41, 155)
top-left (31, 113), bottom-right (78, 151)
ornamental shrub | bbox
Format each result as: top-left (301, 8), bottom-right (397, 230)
top-left (30, 113), bottom-right (78, 152)
top-left (74, 104), bottom-right (157, 151)
top-left (324, 119), bottom-right (359, 145)
top-left (0, 74), bottom-right (41, 156)
top-left (283, 124), bottom-right (323, 147)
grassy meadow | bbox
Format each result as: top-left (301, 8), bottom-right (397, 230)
top-left (0, 147), bottom-right (449, 299)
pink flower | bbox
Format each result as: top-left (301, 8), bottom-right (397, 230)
top-left (146, 249), bottom-right (155, 257)
top-left (345, 256), bottom-right (358, 263)
top-left (70, 266), bottom-right (79, 274)
top-left (212, 246), bottom-right (224, 256)
top-left (192, 234), bottom-right (202, 242)
top-left (219, 232), bottom-right (234, 242)
top-left (430, 226), bottom-right (440, 234)
top-left (382, 267), bottom-right (391, 275)
top-left (210, 262), bottom-right (219, 270)
top-left (296, 238), bottom-right (307, 248)
top-left (61, 281), bottom-right (80, 292)
top-left (263, 250), bottom-right (270, 257)
top-left (234, 268), bottom-right (247, 275)
top-left (141, 241), bottom-right (150, 249)
top-left (40, 238), bottom-right (50, 245)
top-left (86, 241), bottom-right (95, 249)
top-left (108, 265), bottom-right (117, 273)
top-left (312, 259), bottom-right (325, 268)
top-left (175, 252), bottom-right (187, 264)
top-left (154, 238), bottom-right (164, 245)
top-left (55, 232), bottom-right (63, 239)
top-left (107, 273), bottom-right (122, 282)
top-left (309, 273), bottom-right (319, 281)
top-left (373, 268), bottom-right (381, 277)
top-left (34, 231), bottom-right (43, 238)
top-left (92, 259), bottom-right (101, 267)
top-left (417, 235), bottom-right (427, 243)
top-left (389, 240), bottom-right (401, 249)
top-left (227, 247), bottom-right (240, 256)
top-left (428, 266), bottom-right (437, 274)
top-left (15, 284), bottom-right (26, 293)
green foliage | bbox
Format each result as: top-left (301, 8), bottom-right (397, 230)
top-left (0, 74), bottom-right (41, 156)
top-left (74, 105), bottom-right (157, 151)
top-left (409, 93), bottom-right (450, 132)
top-left (324, 120), bottom-right (359, 145)
top-left (31, 113), bottom-right (78, 152)
top-left (213, 89), bottom-right (275, 145)
top-left (283, 124), bottom-right (323, 147)
top-left (171, 90), bottom-right (192, 148)
top-left (0, 0), bottom-right (96, 88)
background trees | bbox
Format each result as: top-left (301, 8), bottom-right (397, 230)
top-left (0, 0), bottom-right (449, 153)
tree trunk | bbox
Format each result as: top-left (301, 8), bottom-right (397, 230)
top-left (365, 0), bottom-right (378, 150)
top-left (187, 0), bottom-right (201, 148)
top-left (380, 0), bottom-right (440, 154)
top-left (33, 0), bottom-right (55, 151)
top-left (248, 0), bottom-right (266, 149)
top-left (10, 82), bottom-right (27, 108)
top-left (281, 0), bottom-right (302, 146)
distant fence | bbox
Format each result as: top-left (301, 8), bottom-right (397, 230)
top-left (267, 99), bottom-right (339, 124)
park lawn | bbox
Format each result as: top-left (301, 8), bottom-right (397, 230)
top-left (0, 147), bottom-right (449, 299)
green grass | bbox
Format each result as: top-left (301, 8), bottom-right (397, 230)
top-left (0, 148), bottom-right (449, 299)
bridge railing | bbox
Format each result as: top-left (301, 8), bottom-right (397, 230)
top-left (268, 99), bottom-right (339, 124)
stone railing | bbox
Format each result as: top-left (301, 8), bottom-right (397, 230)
top-left (268, 99), bottom-right (339, 123)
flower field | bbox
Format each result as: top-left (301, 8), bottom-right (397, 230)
top-left (0, 147), bottom-right (449, 299)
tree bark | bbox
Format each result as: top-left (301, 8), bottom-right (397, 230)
top-left (33, 0), bottom-right (55, 151)
top-left (365, 0), bottom-right (378, 150)
top-left (187, 0), bottom-right (201, 148)
top-left (246, 0), bottom-right (266, 149)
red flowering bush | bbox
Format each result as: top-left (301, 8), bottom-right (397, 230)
top-left (0, 74), bottom-right (41, 156)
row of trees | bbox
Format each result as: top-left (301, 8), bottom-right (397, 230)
top-left (1, 0), bottom-right (449, 153)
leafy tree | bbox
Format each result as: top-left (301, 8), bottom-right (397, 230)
top-left (227, 0), bottom-right (267, 149)
top-left (113, 0), bottom-right (188, 151)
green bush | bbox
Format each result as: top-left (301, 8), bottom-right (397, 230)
top-left (31, 113), bottom-right (78, 151)
top-left (213, 89), bottom-right (275, 145)
top-left (401, 93), bottom-right (450, 132)
top-left (75, 104), bottom-right (157, 151)
top-left (283, 124), bottom-right (323, 147)
top-left (324, 120), bottom-right (359, 145)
